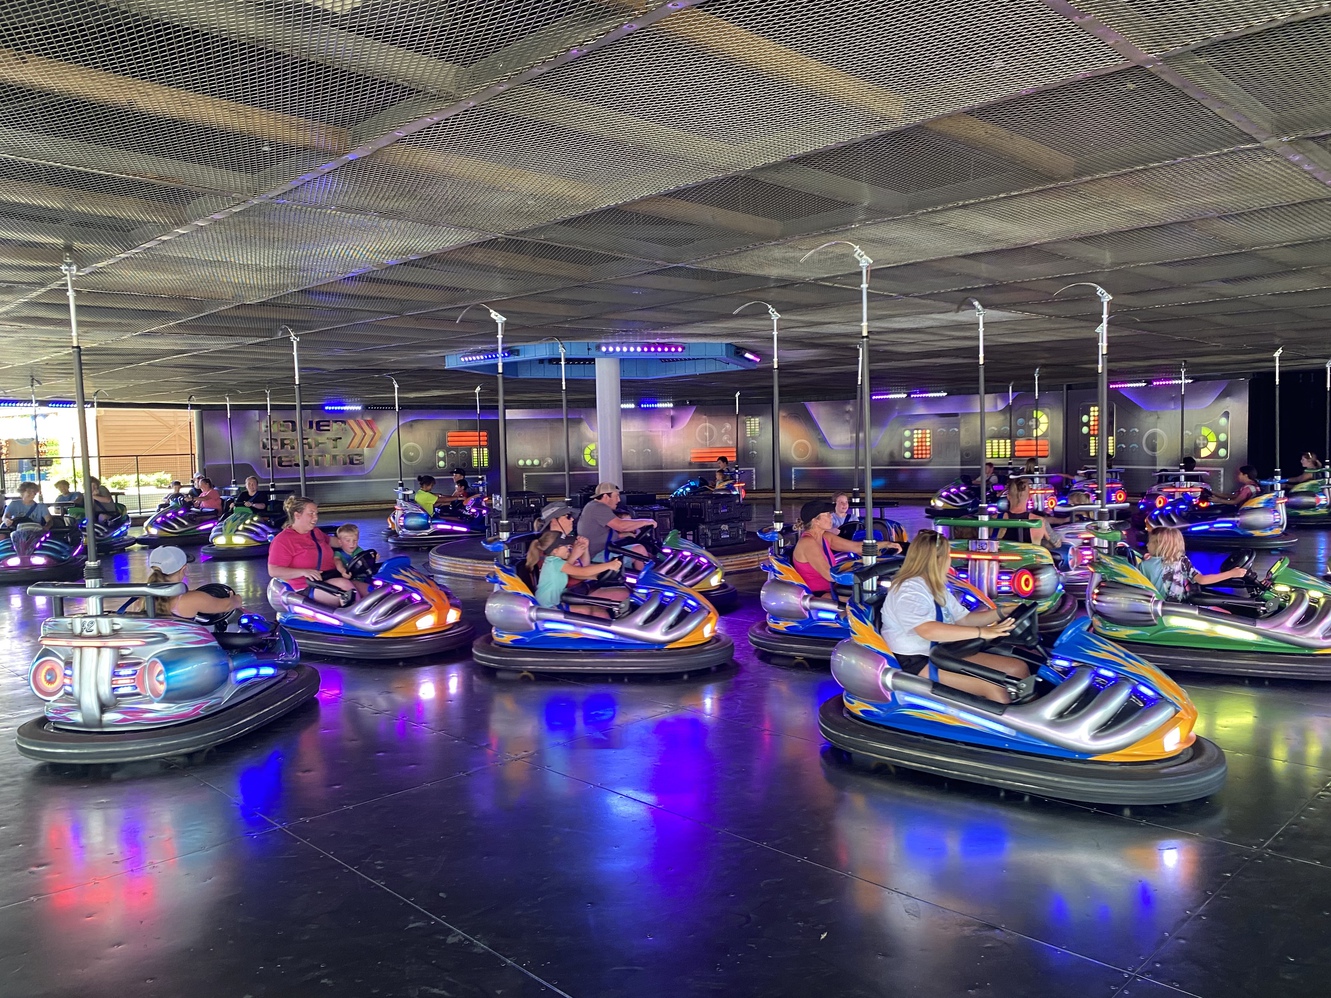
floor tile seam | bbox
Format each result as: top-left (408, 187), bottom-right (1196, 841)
top-left (535, 704), bottom-right (690, 749)
top-left (187, 751), bottom-right (533, 827)
top-left (273, 823), bottom-right (577, 998)
top-left (1111, 973), bottom-right (1205, 998)
top-left (512, 758), bottom-right (1141, 976)
top-left (1253, 771), bottom-right (1331, 851)
top-left (1126, 850), bottom-right (1263, 980)
top-left (0, 821), bottom-right (287, 912)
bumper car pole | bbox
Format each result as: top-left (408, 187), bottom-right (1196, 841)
top-left (61, 248), bottom-right (103, 605)
top-left (264, 387), bottom-right (277, 494)
top-left (1057, 282), bottom-right (1113, 535)
top-left (558, 340), bottom-right (569, 501)
top-left (225, 395), bottom-right (236, 489)
top-left (971, 298), bottom-right (986, 494)
top-left (1178, 361), bottom-right (1186, 471)
top-left (1274, 348), bottom-right (1283, 496)
top-left (29, 374), bottom-right (42, 490)
top-left (460, 304), bottom-right (510, 561)
top-left (284, 326), bottom-right (308, 498)
top-left (381, 374), bottom-right (403, 491)
top-left (734, 302), bottom-right (783, 543)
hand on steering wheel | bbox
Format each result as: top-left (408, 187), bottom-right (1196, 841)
top-left (596, 558), bottom-right (625, 583)
top-left (979, 618), bottom-right (1017, 641)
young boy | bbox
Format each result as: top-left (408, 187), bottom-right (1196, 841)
top-left (158, 481), bottom-right (185, 510)
top-left (52, 479), bottom-right (82, 506)
top-left (331, 523), bottom-right (373, 597)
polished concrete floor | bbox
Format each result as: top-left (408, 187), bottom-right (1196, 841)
top-left (2, 515), bottom-right (1331, 997)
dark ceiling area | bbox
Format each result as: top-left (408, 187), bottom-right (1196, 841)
top-left (2, 0), bottom-right (1331, 408)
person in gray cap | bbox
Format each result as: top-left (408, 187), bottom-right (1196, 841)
top-left (144, 545), bottom-right (242, 620)
top-left (792, 499), bottom-right (898, 596)
top-left (539, 501), bottom-right (576, 537)
top-left (577, 483), bottom-right (657, 564)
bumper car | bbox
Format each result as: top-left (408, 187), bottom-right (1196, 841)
top-left (15, 580), bottom-right (317, 764)
top-left (1144, 492), bottom-right (1291, 550)
top-left (1287, 472), bottom-right (1331, 526)
top-left (937, 518), bottom-right (1077, 635)
top-left (748, 552), bottom-right (990, 667)
top-left (609, 526), bottom-right (737, 611)
top-left (925, 477), bottom-right (985, 519)
top-left (1047, 517), bottom-right (1131, 602)
top-left (819, 588), bottom-right (1227, 805)
top-left (64, 503), bottom-right (134, 553)
top-left (385, 491), bottom-right (486, 547)
top-left (266, 553), bottom-right (473, 660)
top-left (138, 501), bottom-right (221, 547)
top-left (0, 522), bottom-right (85, 585)
top-left (1067, 469), bottom-right (1127, 506)
top-left (1138, 470), bottom-right (1212, 519)
top-left (472, 561), bottom-right (733, 675)
top-left (202, 507), bottom-right (275, 559)
top-left (1088, 551), bottom-right (1331, 679)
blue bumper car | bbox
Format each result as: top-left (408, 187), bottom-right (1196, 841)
top-left (0, 522), bottom-right (85, 586)
top-left (1145, 492), bottom-right (1292, 550)
top-left (385, 491), bottom-right (486, 548)
top-left (266, 554), bottom-right (474, 661)
top-left (472, 562), bottom-right (733, 675)
top-left (15, 580), bottom-right (317, 764)
top-left (818, 589), bottom-right (1227, 805)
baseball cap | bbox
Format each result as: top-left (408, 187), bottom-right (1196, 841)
top-left (800, 500), bottom-right (836, 524)
top-left (592, 482), bottom-right (621, 498)
top-left (147, 545), bottom-right (188, 574)
top-left (541, 501), bottom-right (575, 521)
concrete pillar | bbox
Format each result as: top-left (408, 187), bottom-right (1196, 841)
top-left (595, 356), bottom-right (623, 487)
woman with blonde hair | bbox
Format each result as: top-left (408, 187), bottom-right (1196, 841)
top-left (267, 495), bottom-right (355, 606)
top-left (1142, 526), bottom-right (1245, 601)
top-left (879, 529), bottom-right (1029, 703)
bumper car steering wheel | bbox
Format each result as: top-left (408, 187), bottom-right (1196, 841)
top-left (345, 549), bottom-right (380, 582)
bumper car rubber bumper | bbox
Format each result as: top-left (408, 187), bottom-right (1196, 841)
top-left (818, 695), bottom-right (1227, 805)
top-left (1109, 639), bottom-right (1331, 681)
top-left (1183, 531), bottom-right (1295, 550)
top-left (15, 665), bottom-right (320, 764)
top-left (285, 622), bottom-right (476, 661)
top-left (0, 562), bottom-right (84, 587)
top-left (137, 532), bottom-right (209, 548)
top-left (698, 582), bottom-right (737, 612)
top-left (1035, 592), bottom-right (1078, 636)
top-left (747, 619), bottom-right (838, 666)
top-left (202, 542), bottom-right (270, 560)
top-left (472, 633), bottom-right (734, 675)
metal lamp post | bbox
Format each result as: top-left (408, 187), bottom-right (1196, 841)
top-left (802, 241), bottom-right (877, 575)
top-left (281, 326), bottom-right (308, 497)
top-left (1055, 283), bottom-right (1113, 515)
top-left (734, 301), bottom-right (782, 540)
top-left (60, 249), bottom-right (102, 598)
top-left (380, 375), bottom-right (403, 491)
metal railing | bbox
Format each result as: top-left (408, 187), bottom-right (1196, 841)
top-left (1, 450), bottom-right (197, 516)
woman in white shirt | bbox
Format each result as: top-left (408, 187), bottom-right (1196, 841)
top-left (879, 529), bottom-right (1030, 703)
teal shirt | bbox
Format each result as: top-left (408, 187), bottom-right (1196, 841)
top-left (334, 545), bottom-right (367, 568)
top-left (535, 556), bottom-right (569, 608)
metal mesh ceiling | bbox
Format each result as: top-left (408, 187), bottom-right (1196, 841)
top-left (2, 0), bottom-right (1331, 406)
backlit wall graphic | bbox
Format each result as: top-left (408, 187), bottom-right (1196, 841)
top-left (200, 379), bottom-right (1248, 502)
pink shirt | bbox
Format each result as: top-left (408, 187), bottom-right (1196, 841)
top-left (195, 487), bottom-right (222, 511)
top-left (269, 527), bottom-right (335, 571)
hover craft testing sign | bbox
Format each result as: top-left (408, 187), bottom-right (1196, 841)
top-left (263, 417), bottom-right (382, 470)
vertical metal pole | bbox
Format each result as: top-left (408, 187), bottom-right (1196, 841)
top-left (1097, 295), bottom-right (1110, 509)
top-left (264, 387), bottom-right (276, 492)
top-left (490, 310), bottom-right (510, 560)
top-left (558, 340), bottom-right (570, 500)
top-left (225, 395), bottom-right (236, 487)
top-left (971, 300), bottom-right (986, 487)
top-left (856, 249), bottom-right (877, 569)
top-left (733, 391), bottom-right (741, 487)
top-left (187, 394), bottom-right (196, 477)
top-left (382, 375), bottom-right (402, 489)
top-left (29, 375), bottom-right (41, 487)
top-left (1325, 359), bottom-right (1330, 465)
top-left (770, 311), bottom-right (782, 533)
top-left (1179, 362), bottom-right (1187, 469)
top-left (853, 339), bottom-right (864, 492)
top-left (474, 385), bottom-right (482, 475)
top-left (134, 455), bottom-right (143, 517)
top-left (61, 249), bottom-right (101, 598)
top-left (285, 327), bottom-right (307, 497)
top-left (1033, 367), bottom-right (1041, 465)
top-left (1274, 348), bottom-right (1283, 490)
top-left (1008, 381), bottom-right (1015, 468)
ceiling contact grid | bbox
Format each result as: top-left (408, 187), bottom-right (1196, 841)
top-left (1, 1), bottom-right (1331, 405)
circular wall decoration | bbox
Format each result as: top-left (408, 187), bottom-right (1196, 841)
top-left (1197, 426), bottom-right (1218, 458)
top-left (1141, 427), bottom-right (1164, 457)
top-left (401, 442), bottom-right (422, 464)
top-left (790, 438), bottom-right (813, 462)
top-left (1030, 409), bottom-right (1049, 436)
top-left (582, 443), bottom-right (597, 467)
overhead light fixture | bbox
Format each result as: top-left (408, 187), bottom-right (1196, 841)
top-left (1109, 381), bottom-right (1148, 389)
top-left (598, 342), bottom-right (686, 354)
top-left (1150, 378), bottom-right (1194, 386)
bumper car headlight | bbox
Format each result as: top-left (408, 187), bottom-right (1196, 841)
top-left (706, 570), bottom-right (723, 588)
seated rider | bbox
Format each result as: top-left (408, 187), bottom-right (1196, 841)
top-left (1219, 465), bottom-right (1261, 505)
top-left (792, 499), bottom-right (899, 596)
top-left (144, 545), bottom-right (242, 620)
top-left (85, 476), bottom-right (121, 523)
top-left (330, 522), bottom-right (372, 598)
top-left (714, 456), bottom-right (736, 489)
top-left (830, 492), bottom-right (850, 529)
top-left (234, 475), bottom-right (270, 514)
top-left (187, 476), bottom-right (223, 512)
top-left (52, 479), bottom-right (82, 507)
top-left (576, 483), bottom-right (656, 565)
top-left (158, 481), bottom-right (186, 509)
top-left (1, 481), bottom-right (50, 531)
top-left (1287, 453), bottom-right (1323, 487)
top-left (880, 529), bottom-right (1029, 704)
top-left (531, 532), bottom-right (624, 617)
top-left (267, 495), bottom-right (355, 606)
top-left (449, 468), bottom-right (473, 500)
top-left (1141, 526), bottom-right (1245, 601)
top-left (995, 478), bottom-right (1050, 546)
top-left (413, 474), bottom-right (443, 515)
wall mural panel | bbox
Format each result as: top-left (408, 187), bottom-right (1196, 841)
top-left (200, 379), bottom-right (1248, 503)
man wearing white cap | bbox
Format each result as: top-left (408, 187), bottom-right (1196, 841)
top-left (576, 483), bottom-right (656, 564)
top-left (145, 545), bottom-right (242, 620)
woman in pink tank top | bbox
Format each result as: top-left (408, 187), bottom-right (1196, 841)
top-left (792, 500), bottom-right (884, 595)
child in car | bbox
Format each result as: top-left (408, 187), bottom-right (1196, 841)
top-left (330, 523), bottom-right (373, 597)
